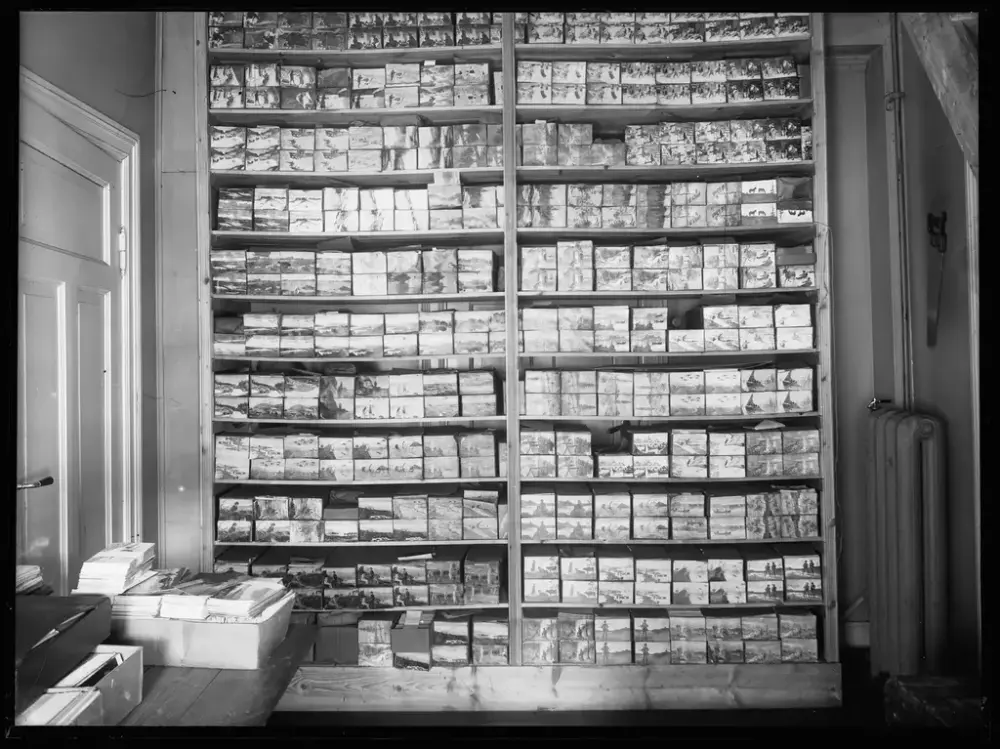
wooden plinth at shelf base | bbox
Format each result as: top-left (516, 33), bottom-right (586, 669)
top-left (276, 663), bottom-right (841, 712)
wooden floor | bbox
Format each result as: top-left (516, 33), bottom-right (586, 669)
top-left (121, 625), bottom-right (314, 726)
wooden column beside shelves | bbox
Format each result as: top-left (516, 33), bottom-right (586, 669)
top-left (190, 11), bottom-right (841, 712)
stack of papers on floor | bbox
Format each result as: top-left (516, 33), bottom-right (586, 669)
top-left (16, 565), bottom-right (44, 594)
top-left (15, 688), bottom-right (102, 726)
top-left (111, 568), bottom-right (193, 619)
top-left (205, 578), bottom-right (288, 619)
top-left (72, 543), bottom-right (157, 597)
top-left (157, 574), bottom-right (251, 621)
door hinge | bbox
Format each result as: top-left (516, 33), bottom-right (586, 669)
top-left (885, 91), bottom-right (905, 111)
top-left (118, 226), bottom-right (127, 279)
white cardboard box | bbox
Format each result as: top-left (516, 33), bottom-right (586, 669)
top-left (109, 592), bottom-right (294, 670)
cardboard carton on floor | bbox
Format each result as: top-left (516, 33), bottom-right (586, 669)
top-left (88, 644), bottom-right (144, 725)
top-left (109, 592), bottom-right (294, 670)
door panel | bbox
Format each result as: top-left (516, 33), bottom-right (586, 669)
top-left (77, 287), bottom-right (112, 562)
top-left (20, 142), bottom-right (110, 264)
top-left (18, 82), bottom-right (125, 595)
top-left (18, 278), bottom-right (67, 589)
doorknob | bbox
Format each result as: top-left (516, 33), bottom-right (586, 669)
top-left (17, 476), bottom-right (54, 491)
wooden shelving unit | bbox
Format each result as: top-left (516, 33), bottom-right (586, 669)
top-left (197, 11), bottom-right (840, 712)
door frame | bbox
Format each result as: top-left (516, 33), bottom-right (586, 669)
top-left (19, 66), bottom-right (143, 545)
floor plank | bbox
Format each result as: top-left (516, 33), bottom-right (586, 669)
top-left (121, 667), bottom-right (220, 725)
top-left (175, 624), bottom-right (316, 726)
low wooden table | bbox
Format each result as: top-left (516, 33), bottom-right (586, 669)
top-left (121, 624), bottom-right (315, 726)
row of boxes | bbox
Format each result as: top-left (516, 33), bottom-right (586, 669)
top-left (519, 426), bottom-right (822, 481)
top-left (210, 63), bottom-right (500, 110)
top-left (217, 485), bottom-right (509, 544)
top-left (210, 124), bottom-right (504, 172)
top-left (520, 119), bottom-right (809, 168)
top-left (518, 486), bottom-right (819, 542)
top-left (209, 12), bottom-right (502, 51)
top-left (522, 549), bottom-right (821, 606)
top-left (210, 246), bottom-right (502, 297)
top-left (353, 611), bottom-right (508, 668)
top-left (218, 546), bottom-right (505, 612)
top-left (214, 430), bottom-right (507, 482)
top-left (520, 366), bottom-right (814, 418)
top-left (514, 12), bottom-right (809, 46)
top-left (217, 184), bottom-right (505, 232)
top-left (520, 487), bottom-right (818, 542)
top-left (213, 309), bottom-right (507, 358)
top-left (213, 369), bottom-right (501, 422)
top-left (522, 610), bottom-right (818, 666)
top-left (517, 180), bottom-right (813, 229)
top-left (521, 239), bottom-right (815, 292)
top-left (516, 59), bottom-right (804, 106)
top-left (517, 304), bottom-right (815, 354)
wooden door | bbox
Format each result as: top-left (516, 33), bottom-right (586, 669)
top-left (17, 77), bottom-right (128, 595)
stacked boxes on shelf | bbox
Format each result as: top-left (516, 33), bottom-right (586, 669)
top-left (521, 240), bottom-right (815, 292)
top-left (521, 548), bottom-right (822, 607)
top-left (516, 179), bottom-right (814, 229)
top-left (516, 59), bottom-right (807, 107)
top-left (594, 426), bottom-right (822, 480)
top-left (516, 118), bottom-right (810, 168)
top-left (525, 609), bottom-right (818, 665)
top-left (518, 366), bottom-right (815, 418)
top-left (209, 12), bottom-right (502, 51)
top-left (215, 185), bottom-right (505, 232)
top-left (210, 124), bottom-right (504, 172)
top-left (209, 61), bottom-right (500, 110)
top-left (213, 429), bottom-right (506, 482)
top-left (516, 304), bottom-right (814, 354)
top-left (218, 485), bottom-right (509, 544)
top-left (519, 425), bottom-right (593, 481)
top-left (212, 308), bottom-right (506, 358)
top-left (213, 368), bottom-right (501, 421)
top-left (512, 12), bottom-right (810, 45)
top-left (429, 613), bottom-right (511, 667)
top-left (519, 485), bottom-right (819, 542)
top-left (211, 247), bottom-right (503, 297)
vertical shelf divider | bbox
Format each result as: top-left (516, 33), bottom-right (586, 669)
top-left (500, 11), bottom-right (523, 666)
top-left (195, 11), bottom-right (216, 574)
top-left (809, 12), bottom-right (840, 664)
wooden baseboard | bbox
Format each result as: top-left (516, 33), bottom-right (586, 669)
top-left (276, 663), bottom-right (842, 712)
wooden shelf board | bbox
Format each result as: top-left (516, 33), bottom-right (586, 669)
top-left (214, 478), bottom-right (508, 486)
top-left (208, 45), bottom-right (502, 67)
top-left (209, 106), bottom-right (503, 127)
top-left (519, 412), bottom-right (821, 424)
top-left (276, 662), bottom-right (842, 712)
top-left (213, 354), bottom-right (506, 363)
top-left (520, 602), bottom-right (824, 611)
top-left (213, 292), bottom-right (505, 304)
top-left (517, 225), bottom-right (816, 242)
top-left (211, 229), bottom-right (504, 248)
top-left (517, 162), bottom-right (814, 183)
top-left (513, 37), bottom-right (813, 63)
top-left (214, 540), bottom-right (506, 547)
top-left (516, 99), bottom-right (812, 126)
top-left (521, 537), bottom-right (819, 546)
top-left (213, 416), bottom-right (507, 427)
top-left (210, 167), bottom-right (502, 188)
top-left (522, 476), bottom-right (822, 484)
top-left (518, 348), bottom-right (818, 360)
top-left (518, 288), bottom-right (817, 301)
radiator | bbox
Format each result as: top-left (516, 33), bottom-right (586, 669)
top-left (867, 407), bottom-right (948, 677)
